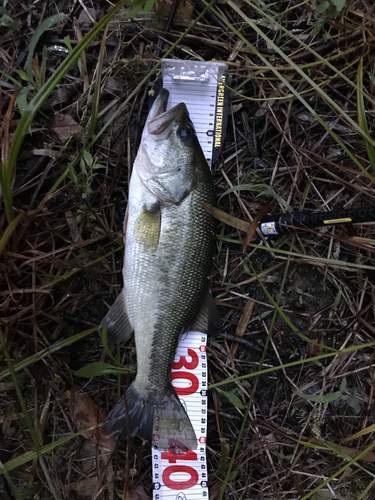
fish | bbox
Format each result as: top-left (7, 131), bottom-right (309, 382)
top-left (99, 88), bottom-right (220, 452)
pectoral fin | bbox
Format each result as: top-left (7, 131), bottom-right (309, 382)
top-left (99, 290), bottom-right (133, 344)
top-left (134, 207), bottom-right (161, 253)
top-left (191, 290), bottom-right (221, 336)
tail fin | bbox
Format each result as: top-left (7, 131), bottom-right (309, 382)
top-left (102, 382), bottom-right (197, 452)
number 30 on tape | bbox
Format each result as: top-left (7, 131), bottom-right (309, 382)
top-left (152, 332), bottom-right (209, 499)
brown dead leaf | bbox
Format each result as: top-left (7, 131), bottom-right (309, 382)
top-left (203, 203), bottom-right (250, 232)
top-left (65, 210), bottom-right (83, 243)
top-left (0, 46), bottom-right (11, 65)
top-left (0, 91), bottom-right (17, 165)
top-left (1, 405), bottom-right (16, 435)
top-left (242, 201), bottom-right (271, 251)
top-left (69, 387), bottom-right (115, 452)
top-left (52, 113), bottom-right (79, 142)
top-left (341, 235), bottom-right (375, 253)
top-left (345, 423), bottom-right (375, 442)
top-left (231, 299), bottom-right (254, 356)
top-left (215, 300), bottom-right (241, 310)
top-left (203, 202), bottom-right (271, 250)
top-left (309, 437), bottom-right (375, 463)
top-left (71, 477), bottom-right (98, 497)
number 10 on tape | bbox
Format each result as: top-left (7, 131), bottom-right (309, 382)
top-left (152, 332), bottom-right (208, 499)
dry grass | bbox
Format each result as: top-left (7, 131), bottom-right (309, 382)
top-left (1, 0), bottom-right (375, 499)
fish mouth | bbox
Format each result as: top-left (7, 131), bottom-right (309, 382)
top-left (147, 89), bottom-right (187, 135)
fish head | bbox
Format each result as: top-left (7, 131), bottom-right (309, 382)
top-left (137, 89), bottom-right (203, 205)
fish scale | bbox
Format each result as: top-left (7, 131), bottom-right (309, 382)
top-left (123, 171), bottom-right (215, 395)
top-left (147, 186), bottom-right (216, 391)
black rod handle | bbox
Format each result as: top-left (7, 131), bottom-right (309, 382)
top-left (259, 207), bottom-right (375, 236)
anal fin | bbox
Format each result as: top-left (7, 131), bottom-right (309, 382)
top-left (191, 290), bottom-right (221, 336)
top-left (99, 290), bottom-right (133, 344)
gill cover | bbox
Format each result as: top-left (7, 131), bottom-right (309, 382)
top-left (136, 89), bottom-right (199, 204)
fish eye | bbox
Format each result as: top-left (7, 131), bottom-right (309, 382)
top-left (177, 126), bottom-right (193, 141)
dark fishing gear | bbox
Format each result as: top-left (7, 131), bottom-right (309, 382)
top-left (259, 206), bottom-right (375, 238)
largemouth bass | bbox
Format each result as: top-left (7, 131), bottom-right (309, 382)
top-left (100, 88), bottom-right (219, 452)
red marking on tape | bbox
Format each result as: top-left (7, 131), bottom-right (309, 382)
top-left (162, 465), bottom-right (199, 490)
top-left (162, 448), bottom-right (197, 463)
top-left (172, 349), bottom-right (199, 370)
top-left (172, 371), bottom-right (199, 396)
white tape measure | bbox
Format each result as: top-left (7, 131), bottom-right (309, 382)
top-left (152, 59), bottom-right (227, 500)
top-left (161, 59), bottom-right (227, 167)
top-left (153, 333), bottom-right (208, 499)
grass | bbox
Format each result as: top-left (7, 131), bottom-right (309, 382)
top-left (1, 0), bottom-right (375, 498)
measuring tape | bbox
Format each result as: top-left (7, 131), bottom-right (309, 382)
top-left (161, 59), bottom-right (227, 167)
top-left (152, 59), bottom-right (227, 500)
top-left (153, 333), bottom-right (208, 499)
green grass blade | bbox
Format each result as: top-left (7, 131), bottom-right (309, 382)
top-left (0, 213), bottom-right (22, 253)
top-left (26, 13), bottom-right (66, 81)
top-left (75, 362), bottom-right (132, 377)
top-left (0, 462), bottom-right (23, 499)
top-left (301, 441), bottom-right (375, 500)
top-left (200, 0), bottom-right (375, 184)
top-left (0, 328), bottom-right (60, 498)
top-left (1, 0), bottom-right (130, 225)
top-left (0, 424), bottom-right (102, 474)
top-left (38, 0), bottom-right (218, 205)
top-left (358, 478), bottom-right (375, 500)
top-left (218, 236), bottom-right (375, 272)
top-left (101, 323), bottom-right (126, 367)
top-left (219, 183), bottom-right (291, 210)
top-left (0, 327), bottom-right (96, 381)
top-left (357, 56), bottom-right (375, 171)
top-left (244, 0), bottom-right (375, 108)
top-left (218, 252), bottom-right (294, 499)
top-left (85, 24), bottom-right (108, 144)
top-left (0, 69), bottom-right (23, 89)
top-left (238, 0), bottom-right (375, 147)
top-left (250, 262), bottom-right (336, 352)
top-left (209, 341), bottom-right (375, 390)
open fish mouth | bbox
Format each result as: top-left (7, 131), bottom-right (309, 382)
top-left (147, 88), bottom-right (188, 135)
